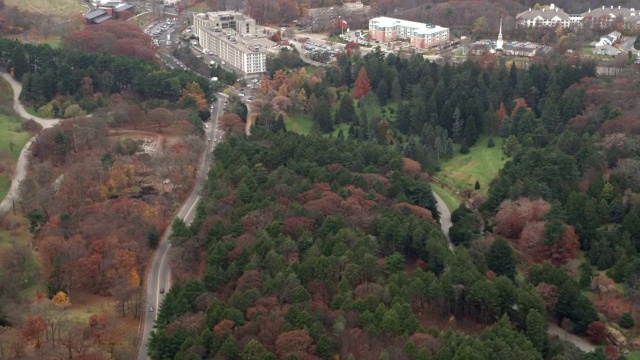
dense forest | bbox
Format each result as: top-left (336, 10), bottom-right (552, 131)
top-left (0, 38), bottom-right (213, 119)
top-left (148, 129), bottom-right (601, 359)
top-left (148, 38), bottom-right (640, 358)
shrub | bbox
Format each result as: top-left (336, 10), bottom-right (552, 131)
top-left (487, 137), bottom-right (495, 148)
top-left (619, 312), bottom-right (635, 329)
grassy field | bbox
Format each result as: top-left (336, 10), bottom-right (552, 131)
top-left (435, 136), bottom-right (507, 196)
top-left (0, 78), bottom-right (33, 202)
top-left (286, 113), bottom-right (314, 135)
top-left (432, 183), bottom-right (460, 212)
top-left (628, 351), bottom-right (640, 360)
top-left (6, 0), bottom-right (85, 17)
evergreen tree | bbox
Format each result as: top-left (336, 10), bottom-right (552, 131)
top-left (464, 115), bottom-right (478, 146)
top-left (525, 309), bottom-right (546, 351)
top-left (475, 181), bottom-right (481, 190)
top-left (619, 312), bottom-right (635, 329)
top-left (273, 114), bottom-right (286, 133)
top-left (314, 96), bottom-right (333, 133)
top-left (147, 226), bottom-right (160, 248)
top-left (451, 106), bottom-right (464, 143)
top-left (487, 137), bottom-right (495, 148)
top-left (444, 138), bottom-right (454, 159)
top-left (487, 238), bottom-right (516, 279)
top-left (390, 76), bottom-right (402, 102)
top-left (396, 102), bottom-right (411, 133)
top-left (459, 139), bottom-right (469, 154)
top-left (499, 116), bottom-right (511, 138)
top-left (377, 78), bottom-right (389, 105)
top-left (11, 43), bottom-right (28, 81)
top-left (336, 93), bottom-right (357, 124)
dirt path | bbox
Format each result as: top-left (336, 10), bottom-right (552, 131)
top-left (432, 191), bottom-right (454, 251)
top-left (548, 323), bottom-right (596, 352)
top-left (1, 72), bottom-right (62, 129)
top-left (0, 73), bottom-right (63, 215)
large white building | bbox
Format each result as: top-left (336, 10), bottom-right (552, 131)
top-left (368, 17), bottom-right (449, 49)
top-left (193, 12), bottom-right (266, 75)
top-left (516, 3), bottom-right (640, 29)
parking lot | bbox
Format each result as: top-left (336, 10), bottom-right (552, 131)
top-left (145, 18), bottom-right (185, 49)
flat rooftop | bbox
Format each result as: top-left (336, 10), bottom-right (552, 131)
top-left (203, 28), bottom-right (270, 55)
top-left (370, 16), bottom-right (448, 34)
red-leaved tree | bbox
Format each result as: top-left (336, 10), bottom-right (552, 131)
top-left (494, 198), bottom-right (551, 239)
top-left (352, 67), bottom-right (371, 99)
top-left (586, 321), bottom-right (608, 344)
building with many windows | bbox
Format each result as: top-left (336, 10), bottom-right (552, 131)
top-left (193, 12), bottom-right (266, 75)
top-left (516, 4), bottom-right (582, 28)
top-left (368, 17), bottom-right (449, 49)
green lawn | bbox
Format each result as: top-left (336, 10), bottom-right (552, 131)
top-left (42, 39), bottom-right (61, 49)
top-left (330, 123), bottom-right (350, 137)
top-left (432, 183), bottom-right (460, 212)
top-left (25, 105), bottom-right (39, 117)
top-left (627, 351), bottom-right (640, 360)
top-left (286, 113), bottom-right (314, 135)
top-left (435, 136), bottom-right (507, 196)
top-left (6, 0), bottom-right (84, 17)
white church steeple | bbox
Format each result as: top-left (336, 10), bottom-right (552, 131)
top-left (496, 18), bottom-right (504, 51)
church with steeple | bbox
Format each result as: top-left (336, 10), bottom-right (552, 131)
top-left (496, 19), bottom-right (504, 51)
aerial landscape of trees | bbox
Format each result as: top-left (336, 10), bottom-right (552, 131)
top-left (2, 0), bottom-right (640, 357)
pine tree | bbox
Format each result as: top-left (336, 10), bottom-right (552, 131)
top-left (459, 138), bottom-right (469, 154)
top-left (525, 309), bottom-right (546, 351)
top-left (336, 93), bottom-right (357, 124)
top-left (487, 238), bottom-right (516, 279)
top-left (314, 96), bottom-right (333, 133)
top-left (11, 43), bottom-right (28, 81)
top-left (377, 79), bottom-right (389, 105)
top-left (451, 106), bottom-right (464, 143)
top-left (390, 76), bottom-right (402, 102)
top-left (487, 137), bottom-right (495, 148)
top-left (444, 138), bottom-right (454, 159)
top-left (474, 181), bottom-right (480, 190)
top-left (499, 115), bottom-right (511, 138)
top-left (352, 67), bottom-right (372, 99)
top-left (619, 312), bottom-right (635, 329)
top-left (464, 115), bottom-right (478, 146)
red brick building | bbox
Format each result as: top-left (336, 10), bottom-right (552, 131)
top-left (368, 17), bottom-right (449, 49)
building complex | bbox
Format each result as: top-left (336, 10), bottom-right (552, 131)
top-left (516, 3), bottom-right (640, 30)
top-left (368, 17), bottom-right (449, 49)
top-left (193, 11), bottom-right (267, 75)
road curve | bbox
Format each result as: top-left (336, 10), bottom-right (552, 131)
top-left (136, 95), bottom-right (225, 360)
top-left (0, 73), bottom-right (64, 215)
top-left (1, 73), bottom-right (62, 129)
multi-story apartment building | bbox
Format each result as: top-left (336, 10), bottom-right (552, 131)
top-left (516, 3), bottom-right (639, 30)
top-left (368, 17), bottom-right (449, 49)
top-left (193, 11), bottom-right (266, 75)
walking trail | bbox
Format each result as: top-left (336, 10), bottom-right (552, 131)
top-left (0, 73), bottom-right (62, 214)
top-left (431, 186), bottom-right (595, 353)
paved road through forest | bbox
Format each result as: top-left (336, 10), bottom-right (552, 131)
top-left (136, 95), bottom-right (225, 360)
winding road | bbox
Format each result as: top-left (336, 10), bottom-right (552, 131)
top-left (136, 95), bottom-right (225, 360)
top-left (0, 73), bottom-right (64, 215)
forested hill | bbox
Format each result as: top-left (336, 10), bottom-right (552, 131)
top-left (147, 130), bottom-right (581, 360)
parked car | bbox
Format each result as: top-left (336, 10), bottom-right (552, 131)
top-left (149, 306), bottom-right (154, 312)
top-left (160, 288), bottom-right (164, 293)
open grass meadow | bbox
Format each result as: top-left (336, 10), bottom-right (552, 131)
top-left (435, 136), bottom-right (507, 196)
top-left (627, 351), bottom-right (640, 360)
top-left (6, 0), bottom-right (85, 17)
top-left (285, 113), bottom-right (314, 135)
